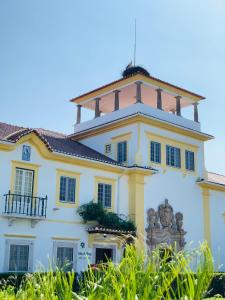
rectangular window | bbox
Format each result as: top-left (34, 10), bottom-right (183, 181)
top-left (150, 141), bottom-right (161, 163)
top-left (53, 241), bottom-right (77, 272)
top-left (8, 244), bottom-right (30, 272)
top-left (59, 176), bottom-right (76, 203)
top-left (166, 145), bottom-right (181, 168)
top-left (117, 141), bottom-right (127, 163)
top-left (98, 183), bottom-right (112, 208)
top-left (14, 168), bottom-right (34, 196)
top-left (105, 144), bottom-right (112, 154)
top-left (56, 247), bottom-right (74, 271)
top-left (185, 150), bottom-right (195, 171)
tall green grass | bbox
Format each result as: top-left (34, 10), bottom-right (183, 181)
top-left (0, 242), bottom-right (214, 300)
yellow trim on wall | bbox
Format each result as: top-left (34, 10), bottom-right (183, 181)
top-left (94, 176), bottom-right (116, 212)
top-left (4, 234), bottom-right (36, 239)
top-left (46, 219), bottom-right (82, 225)
top-left (88, 233), bottom-right (124, 248)
top-left (56, 169), bottom-right (81, 208)
top-left (128, 171), bottom-right (145, 247)
top-left (52, 236), bottom-right (80, 241)
top-left (111, 132), bottom-right (131, 165)
top-left (10, 160), bottom-right (40, 196)
top-left (135, 123), bottom-right (143, 165)
top-left (198, 181), bottom-right (225, 193)
top-left (72, 115), bottom-right (212, 142)
top-left (111, 132), bottom-right (132, 142)
top-left (145, 132), bottom-right (198, 175)
top-left (0, 133), bottom-right (124, 174)
top-left (201, 188), bottom-right (211, 247)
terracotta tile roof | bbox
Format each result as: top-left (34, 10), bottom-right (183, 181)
top-left (0, 122), bottom-right (24, 139)
top-left (87, 226), bottom-right (135, 235)
top-left (0, 122), bottom-right (119, 165)
top-left (207, 172), bottom-right (225, 186)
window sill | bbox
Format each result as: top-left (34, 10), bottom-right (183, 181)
top-left (56, 201), bottom-right (78, 208)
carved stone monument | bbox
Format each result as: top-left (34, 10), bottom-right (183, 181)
top-left (146, 199), bottom-right (186, 251)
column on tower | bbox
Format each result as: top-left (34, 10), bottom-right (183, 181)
top-left (175, 95), bottom-right (182, 116)
top-left (113, 90), bottom-right (120, 111)
top-left (76, 104), bottom-right (82, 124)
top-left (156, 88), bottom-right (163, 110)
top-left (135, 81), bottom-right (143, 104)
top-left (94, 98), bottom-right (101, 118)
top-left (193, 102), bottom-right (199, 122)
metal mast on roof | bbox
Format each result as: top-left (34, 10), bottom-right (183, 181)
top-left (133, 19), bottom-right (137, 66)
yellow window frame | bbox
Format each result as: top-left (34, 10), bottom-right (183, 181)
top-left (111, 132), bottom-right (132, 165)
top-left (10, 160), bottom-right (40, 197)
top-left (145, 132), bottom-right (198, 175)
top-left (56, 169), bottom-right (80, 208)
top-left (94, 176), bottom-right (116, 212)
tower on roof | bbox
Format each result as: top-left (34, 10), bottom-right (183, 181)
top-left (70, 65), bottom-right (204, 132)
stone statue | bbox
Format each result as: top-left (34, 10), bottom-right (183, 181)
top-left (175, 212), bottom-right (183, 231)
top-left (145, 199), bottom-right (186, 251)
top-left (147, 208), bottom-right (157, 229)
top-left (158, 199), bottom-right (173, 228)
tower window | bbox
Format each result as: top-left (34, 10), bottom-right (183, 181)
top-left (166, 145), bottom-right (181, 168)
top-left (185, 150), bottom-right (195, 171)
top-left (105, 144), bottom-right (112, 154)
top-left (150, 141), bottom-right (161, 163)
top-left (117, 141), bottom-right (127, 163)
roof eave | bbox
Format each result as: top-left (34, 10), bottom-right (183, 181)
top-left (70, 74), bottom-right (205, 104)
top-left (197, 180), bottom-right (225, 192)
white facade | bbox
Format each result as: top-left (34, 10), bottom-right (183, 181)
top-left (0, 70), bottom-right (225, 273)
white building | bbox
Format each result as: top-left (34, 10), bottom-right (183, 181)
top-left (0, 66), bottom-right (224, 273)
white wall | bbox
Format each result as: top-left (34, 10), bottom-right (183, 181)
top-left (0, 119), bottom-right (225, 273)
top-left (0, 141), bottom-right (129, 273)
top-left (81, 124), bottom-right (138, 166)
top-left (210, 190), bottom-right (225, 271)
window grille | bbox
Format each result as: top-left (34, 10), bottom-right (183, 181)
top-left (185, 150), bottom-right (195, 171)
top-left (150, 141), bottom-right (161, 163)
top-left (117, 141), bottom-right (127, 163)
top-left (98, 183), bottom-right (112, 208)
top-left (56, 247), bottom-right (74, 271)
top-left (59, 176), bottom-right (76, 203)
top-left (166, 145), bottom-right (181, 168)
top-left (105, 144), bottom-right (112, 154)
top-left (9, 244), bottom-right (29, 272)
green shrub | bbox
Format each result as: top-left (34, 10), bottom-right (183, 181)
top-left (78, 242), bottom-right (213, 300)
top-left (0, 242), bottom-right (215, 299)
top-left (77, 201), bottom-right (136, 232)
top-left (77, 202), bottom-right (105, 223)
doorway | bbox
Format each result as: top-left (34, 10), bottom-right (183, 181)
top-left (95, 248), bottom-right (113, 264)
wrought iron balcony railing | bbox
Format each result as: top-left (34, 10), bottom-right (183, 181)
top-left (3, 191), bottom-right (47, 218)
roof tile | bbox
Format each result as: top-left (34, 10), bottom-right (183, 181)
top-left (0, 122), bottom-right (119, 165)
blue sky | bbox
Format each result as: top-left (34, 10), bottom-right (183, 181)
top-left (0, 0), bottom-right (225, 174)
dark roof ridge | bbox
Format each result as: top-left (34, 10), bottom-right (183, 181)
top-left (35, 128), bottom-right (66, 138)
top-left (0, 121), bottom-right (26, 130)
top-left (0, 122), bottom-right (120, 166)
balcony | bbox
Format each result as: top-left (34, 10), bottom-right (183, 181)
top-left (70, 68), bottom-right (209, 140)
top-left (72, 103), bottom-right (201, 136)
top-left (2, 191), bottom-right (47, 227)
